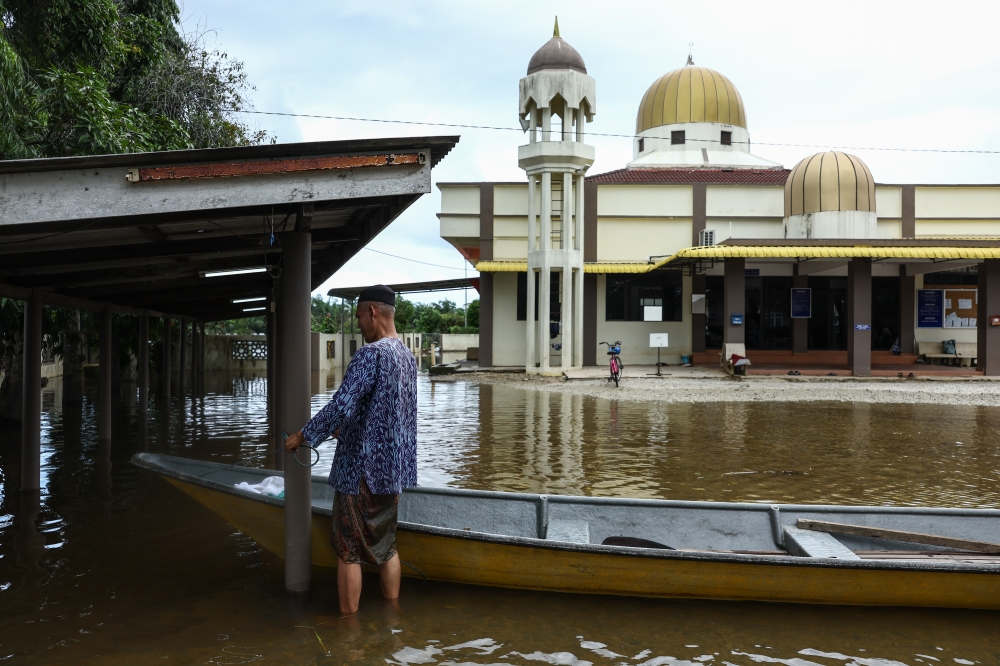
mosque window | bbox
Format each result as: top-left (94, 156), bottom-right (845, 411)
top-left (671, 131), bottom-right (685, 145)
top-left (638, 138), bottom-right (645, 152)
top-left (720, 131), bottom-right (732, 146)
top-left (517, 271), bottom-right (561, 322)
top-left (606, 273), bottom-right (683, 322)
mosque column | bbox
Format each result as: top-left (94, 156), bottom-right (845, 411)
top-left (561, 172), bottom-right (573, 369)
top-left (847, 258), bottom-right (872, 376)
top-left (526, 175), bottom-right (536, 370)
top-left (978, 260), bottom-right (1000, 375)
top-left (899, 266), bottom-right (915, 355)
top-left (723, 258), bottom-right (745, 346)
top-left (539, 172), bottom-right (552, 373)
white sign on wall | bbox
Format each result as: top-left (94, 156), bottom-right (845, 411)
top-left (649, 333), bottom-right (669, 348)
top-left (643, 306), bottom-right (662, 321)
top-left (691, 294), bottom-right (706, 314)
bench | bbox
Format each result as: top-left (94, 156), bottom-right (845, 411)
top-left (917, 341), bottom-right (978, 367)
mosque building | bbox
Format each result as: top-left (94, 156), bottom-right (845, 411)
top-left (437, 21), bottom-right (1000, 376)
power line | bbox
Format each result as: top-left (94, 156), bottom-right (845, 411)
top-left (241, 109), bottom-right (1000, 155)
top-left (362, 247), bottom-right (474, 271)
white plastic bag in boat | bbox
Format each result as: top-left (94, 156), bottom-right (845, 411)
top-left (235, 476), bottom-right (284, 497)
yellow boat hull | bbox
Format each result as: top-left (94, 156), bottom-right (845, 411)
top-left (165, 476), bottom-right (1000, 609)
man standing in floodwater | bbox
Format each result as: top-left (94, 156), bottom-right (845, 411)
top-left (285, 285), bottom-right (417, 614)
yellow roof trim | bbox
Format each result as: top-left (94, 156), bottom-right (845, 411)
top-left (477, 246), bottom-right (1000, 275)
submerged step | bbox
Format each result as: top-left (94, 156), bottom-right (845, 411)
top-left (784, 526), bottom-right (860, 560)
top-left (547, 519), bottom-right (591, 544)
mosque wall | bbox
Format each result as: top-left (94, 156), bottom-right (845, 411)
top-left (491, 272), bottom-right (527, 367)
top-left (594, 274), bottom-right (694, 365)
top-left (595, 184), bottom-right (693, 217)
top-left (597, 218), bottom-right (692, 261)
top-left (706, 186), bottom-right (783, 217)
top-left (915, 187), bottom-right (1000, 218)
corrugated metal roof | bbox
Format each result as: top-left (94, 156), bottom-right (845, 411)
top-left (476, 245), bottom-right (1000, 275)
top-left (586, 168), bottom-right (790, 185)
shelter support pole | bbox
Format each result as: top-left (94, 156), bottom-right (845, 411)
top-left (899, 266), bottom-right (915, 355)
top-left (266, 312), bottom-right (276, 457)
top-left (179, 318), bottom-right (188, 397)
top-left (847, 258), bottom-right (872, 377)
top-left (978, 260), bottom-right (1000, 376)
top-left (279, 232), bottom-right (312, 593)
top-left (723, 258), bottom-right (745, 346)
top-left (161, 317), bottom-right (171, 399)
top-left (792, 269), bottom-right (809, 354)
top-left (99, 308), bottom-right (113, 440)
top-left (138, 314), bottom-right (149, 417)
top-left (526, 268), bottom-right (536, 369)
top-left (691, 274), bottom-right (706, 353)
top-left (274, 287), bottom-right (285, 472)
top-left (21, 298), bottom-right (42, 490)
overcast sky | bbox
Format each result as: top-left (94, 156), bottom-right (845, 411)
top-left (181, 0), bottom-right (1000, 304)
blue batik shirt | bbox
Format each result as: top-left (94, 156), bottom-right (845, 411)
top-left (301, 336), bottom-right (417, 494)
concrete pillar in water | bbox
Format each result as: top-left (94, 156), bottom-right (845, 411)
top-left (178, 318), bottom-right (187, 397)
top-left (21, 298), bottom-right (42, 491)
top-left (279, 232), bottom-right (312, 593)
top-left (847, 257), bottom-right (872, 377)
top-left (273, 283), bottom-right (285, 472)
top-left (161, 317), bottom-right (171, 399)
top-left (723, 258), bottom-right (745, 346)
top-left (899, 266), bottom-right (915, 355)
top-left (99, 308), bottom-right (113, 440)
top-left (138, 313), bottom-right (149, 417)
top-left (978, 260), bottom-right (1000, 376)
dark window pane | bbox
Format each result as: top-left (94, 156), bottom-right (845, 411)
top-left (671, 130), bottom-right (685, 145)
top-left (638, 138), bottom-right (644, 152)
top-left (720, 131), bottom-right (732, 146)
top-left (705, 275), bottom-right (724, 349)
top-left (517, 272), bottom-right (552, 322)
top-left (924, 270), bottom-right (978, 287)
top-left (606, 273), bottom-right (683, 322)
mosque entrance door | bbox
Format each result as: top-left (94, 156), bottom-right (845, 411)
top-left (872, 277), bottom-right (900, 351)
top-left (808, 277), bottom-right (848, 350)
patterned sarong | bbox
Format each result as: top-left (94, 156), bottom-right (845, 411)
top-left (332, 476), bottom-right (399, 565)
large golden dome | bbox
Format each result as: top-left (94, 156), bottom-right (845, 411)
top-left (785, 151), bottom-right (875, 217)
top-left (636, 66), bottom-right (747, 134)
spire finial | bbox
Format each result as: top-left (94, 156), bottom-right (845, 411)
top-left (553, 16), bottom-right (560, 38)
top-left (686, 42), bottom-right (694, 66)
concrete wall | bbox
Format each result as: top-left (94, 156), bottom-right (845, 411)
top-left (594, 274), bottom-right (693, 366)
top-left (206, 334), bottom-right (267, 373)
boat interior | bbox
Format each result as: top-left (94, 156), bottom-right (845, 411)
top-left (138, 454), bottom-right (1000, 565)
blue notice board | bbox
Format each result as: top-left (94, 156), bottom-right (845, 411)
top-left (917, 289), bottom-right (944, 328)
top-left (790, 288), bottom-right (811, 318)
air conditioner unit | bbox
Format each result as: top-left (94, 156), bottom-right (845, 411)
top-left (699, 229), bottom-right (716, 247)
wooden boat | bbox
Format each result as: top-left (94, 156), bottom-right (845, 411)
top-left (132, 452), bottom-right (1000, 609)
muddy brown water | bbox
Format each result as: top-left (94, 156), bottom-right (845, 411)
top-left (1, 373), bottom-right (998, 664)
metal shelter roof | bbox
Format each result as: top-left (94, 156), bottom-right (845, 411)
top-left (0, 136), bottom-right (459, 321)
top-left (327, 277), bottom-right (479, 301)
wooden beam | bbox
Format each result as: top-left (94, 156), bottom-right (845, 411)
top-left (0, 281), bottom-right (177, 318)
top-left (797, 519), bottom-right (1000, 554)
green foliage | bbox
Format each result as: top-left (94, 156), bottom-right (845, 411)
top-left (0, 0), bottom-right (268, 160)
top-left (311, 296), bottom-right (353, 334)
top-left (205, 317), bottom-right (265, 335)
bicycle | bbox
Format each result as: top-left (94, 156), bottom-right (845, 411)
top-left (599, 340), bottom-right (623, 386)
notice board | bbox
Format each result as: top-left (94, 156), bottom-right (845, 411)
top-left (790, 288), bottom-right (811, 318)
top-left (943, 288), bottom-right (978, 328)
top-left (917, 289), bottom-right (943, 328)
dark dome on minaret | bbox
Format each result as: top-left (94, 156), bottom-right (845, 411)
top-left (526, 17), bottom-right (587, 75)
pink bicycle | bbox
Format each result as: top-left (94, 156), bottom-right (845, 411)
top-left (600, 340), bottom-right (623, 386)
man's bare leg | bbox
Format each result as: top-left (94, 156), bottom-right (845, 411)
top-left (379, 553), bottom-right (401, 600)
top-left (337, 559), bottom-right (363, 614)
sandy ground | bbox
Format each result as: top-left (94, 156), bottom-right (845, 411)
top-left (437, 367), bottom-right (1000, 407)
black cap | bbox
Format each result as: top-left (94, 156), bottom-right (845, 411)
top-left (357, 285), bottom-right (396, 307)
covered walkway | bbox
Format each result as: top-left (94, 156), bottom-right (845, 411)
top-left (1, 136), bottom-right (458, 593)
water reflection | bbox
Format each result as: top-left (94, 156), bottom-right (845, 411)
top-left (1, 372), bottom-right (999, 663)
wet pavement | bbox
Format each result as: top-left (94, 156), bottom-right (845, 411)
top-left (0, 372), bottom-right (998, 664)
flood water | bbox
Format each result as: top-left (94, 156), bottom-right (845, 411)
top-left (1, 372), bottom-right (998, 664)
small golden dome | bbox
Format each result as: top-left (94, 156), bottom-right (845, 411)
top-left (636, 66), bottom-right (746, 134)
top-left (785, 151), bottom-right (876, 217)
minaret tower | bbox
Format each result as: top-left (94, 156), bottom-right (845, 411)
top-left (518, 18), bottom-right (596, 374)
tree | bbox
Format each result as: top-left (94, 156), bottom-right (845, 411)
top-left (0, 0), bottom-right (268, 160)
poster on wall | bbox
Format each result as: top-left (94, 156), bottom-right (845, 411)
top-left (790, 288), bottom-right (811, 318)
top-left (943, 288), bottom-right (978, 328)
top-left (917, 289), bottom-right (944, 328)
